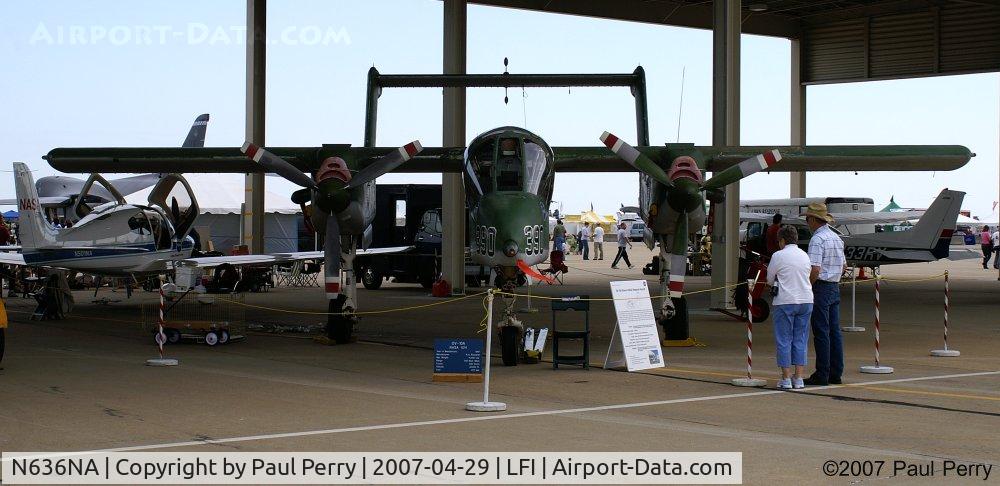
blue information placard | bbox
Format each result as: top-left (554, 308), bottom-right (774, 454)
top-left (433, 338), bottom-right (483, 374)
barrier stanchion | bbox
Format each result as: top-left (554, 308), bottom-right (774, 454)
top-left (842, 267), bottom-right (865, 332)
top-left (931, 271), bottom-right (960, 357)
top-left (146, 284), bottom-right (179, 367)
top-left (466, 289), bottom-right (507, 412)
top-left (733, 278), bottom-right (767, 387)
top-left (860, 278), bottom-right (893, 374)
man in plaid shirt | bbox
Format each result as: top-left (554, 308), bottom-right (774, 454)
top-left (803, 203), bottom-right (846, 386)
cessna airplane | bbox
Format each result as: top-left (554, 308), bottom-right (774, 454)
top-left (44, 125), bottom-right (973, 364)
top-left (0, 114), bottom-right (210, 217)
top-left (742, 189), bottom-right (969, 267)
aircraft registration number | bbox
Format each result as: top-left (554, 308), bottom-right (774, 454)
top-left (523, 225), bottom-right (544, 256)
top-left (474, 225), bottom-right (496, 257)
top-left (844, 246), bottom-right (885, 261)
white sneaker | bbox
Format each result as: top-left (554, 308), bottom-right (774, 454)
top-left (792, 378), bottom-right (805, 390)
top-left (777, 379), bottom-right (793, 390)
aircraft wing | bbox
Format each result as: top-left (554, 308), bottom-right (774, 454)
top-left (553, 145), bottom-right (973, 172)
top-left (45, 147), bottom-right (466, 174)
top-left (179, 254), bottom-right (289, 268)
top-left (0, 252), bottom-right (25, 265)
top-left (830, 211), bottom-right (924, 224)
top-left (276, 246), bottom-right (415, 260)
top-left (946, 247), bottom-right (983, 261)
top-left (0, 196), bottom-right (71, 206)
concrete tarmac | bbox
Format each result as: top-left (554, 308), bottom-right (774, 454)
top-left (1, 246), bottom-right (997, 484)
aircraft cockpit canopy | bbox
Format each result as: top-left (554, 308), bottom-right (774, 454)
top-left (466, 129), bottom-right (554, 201)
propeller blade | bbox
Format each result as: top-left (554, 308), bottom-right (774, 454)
top-left (703, 149), bottom-right (781, 191)
top-left (667, 212), bottom-right (690, 299)
top-left (324, 213), bottom-right (341, 301)
top-left (344, 141), bottom-right (423, 189)
top-left (241, 142), bottom-right (317, 189)
top-left (599, 132), bottom-right (673, 188)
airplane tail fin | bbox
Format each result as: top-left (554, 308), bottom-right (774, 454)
top-left (13, 162), bottom-right (58, 249)
top-left (181, 114), bottom-right (210, 148)
top-left (909, 189), bottom-right (964, 258)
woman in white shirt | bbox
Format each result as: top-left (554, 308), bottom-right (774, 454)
top-left (765, 225), bottom-right (813, 390)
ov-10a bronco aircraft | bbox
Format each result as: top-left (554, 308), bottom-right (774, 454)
top-left (43, 68), bottom-right (973, 364)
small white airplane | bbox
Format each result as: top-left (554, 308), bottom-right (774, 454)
top-left (0, 162), bottom-right (407, 284)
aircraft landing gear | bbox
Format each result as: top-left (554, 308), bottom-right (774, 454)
top-left (326, 294), bottom-right (357, 344)
top-left (659, 296), bottom-right (689, 343)
top-left (495, 273), bottom-right (523, 366)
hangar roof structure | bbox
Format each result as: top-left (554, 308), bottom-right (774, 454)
top-left (471, 0), bottom-right (1000, 83)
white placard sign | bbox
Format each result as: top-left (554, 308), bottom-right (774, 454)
top-left (609, 280), bottom-right (665, 371)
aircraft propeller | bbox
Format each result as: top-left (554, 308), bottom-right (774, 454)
top-left (240, 140), bottom-right (423, 342)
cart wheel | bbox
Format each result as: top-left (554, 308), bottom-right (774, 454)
top-left (165, 328), bottom-right (181, 344)
top-left (500, 326), bottom-right (519, 366)
top-left (750, 298), bottom-right (770, 323)
top-left (219, 330), bottom-right (230, 344)
top-left (205, 331), bottom-right (219, 346)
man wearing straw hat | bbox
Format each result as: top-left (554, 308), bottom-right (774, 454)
top-left (802, 202), bottom-right (846, 386)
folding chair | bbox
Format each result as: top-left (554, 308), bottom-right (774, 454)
top-left (539, 250), bottom-right (569, 285)
top-left (551, 295), bottom-right (590, 369)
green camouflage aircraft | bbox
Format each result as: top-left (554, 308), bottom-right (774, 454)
top-left (45, 130), bottom-right (972, 364)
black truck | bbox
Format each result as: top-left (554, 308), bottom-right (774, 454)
top-left (355, 184), bottom-right (488, 290)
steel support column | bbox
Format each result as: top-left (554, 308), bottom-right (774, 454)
top-left (710, 0), bottom-right (741, 309)
top-left (243, 0), bottom-right (266, 253)
top-left (442, 0), bottom-right (467, 294)
top-left (790, 38), bottom-right (807, 198)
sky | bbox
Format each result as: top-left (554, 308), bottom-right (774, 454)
top-left (1, 0), bottom-right (997, 218)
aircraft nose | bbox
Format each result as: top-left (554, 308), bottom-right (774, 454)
top-left (668, 156), bottom-right (703, 183)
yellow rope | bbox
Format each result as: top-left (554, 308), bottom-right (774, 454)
top-left (211, 291), bottom-right (490, 316)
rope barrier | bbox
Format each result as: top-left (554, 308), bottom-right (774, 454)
top-left (212, 291), bottom-right (490, 316)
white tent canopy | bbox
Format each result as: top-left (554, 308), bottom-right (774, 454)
top-left (130, 174), bottom-right (304, 253)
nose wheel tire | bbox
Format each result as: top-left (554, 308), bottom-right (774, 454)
top-left (500, 326), bottom-right (519, 366)
top-left (204, 331), bottom-right (219, 346)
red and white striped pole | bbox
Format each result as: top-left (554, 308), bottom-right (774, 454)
top-left (733, 278), bottom-right (766, 387)
top-left (861, 277), bottom-right (893, 373)
top-left (146, 283), bottom-right (178, 366)
top-left (931, 271), bottom-right (961, 357)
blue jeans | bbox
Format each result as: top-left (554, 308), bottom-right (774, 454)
top-left (581, 239), bottom-right (589, 259)
top-left (553, 236), bottom-right (565, 251)
top-left (773, 303), bottom-right (812, 368)
top-left (811, 281), bottom-right (843, 381)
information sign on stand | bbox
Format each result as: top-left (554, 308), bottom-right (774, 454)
top-left (433, 338), bottom-right (484, 382)
top-left (603, 280), bottom-right (665, 372)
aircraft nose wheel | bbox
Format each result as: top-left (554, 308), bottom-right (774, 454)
top-left (326, 295), bottom-right (356, 344)
top-left (500, 326), bottom-right (520, 366)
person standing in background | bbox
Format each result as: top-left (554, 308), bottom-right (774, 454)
top-left (766, 225), bottom-right (813, 390)
top-left (980, 225), bottom-right (993, 269)
top-left (580, 222), bottom-right (591, 260)
top-left (992, 227), bottom-right (999, 270)
top-left (764, 213), bottom-right (783, 261)
top-left (552, 219), bottom-right (566, 252)
top-left (593, 224), bottom-right (605, 260)
top-left (803, 203), bottom-right (846, 386)
top-left (611, 223), bottom-right (633, 269)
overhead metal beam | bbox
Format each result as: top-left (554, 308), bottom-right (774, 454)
top-left (467, 0), bottom-right (801, 38)
top-left (243, 0), bottom-right (266, 254)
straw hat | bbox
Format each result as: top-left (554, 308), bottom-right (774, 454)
top-left (801, 202), bottom-right (834, 223)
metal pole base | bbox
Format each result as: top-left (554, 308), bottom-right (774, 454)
top-left (859, 365), bottom-right (894, 374)
top-left (465, 401), bottom-right (507, 412)
top-left (731, 378), bottom-right (767, 387)
top-left (930, 349), bottom-right (961, 357)
top-left (841, 326), bottom-right (866, 332)
top-left (146, 358), bottom-right (179, 367)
